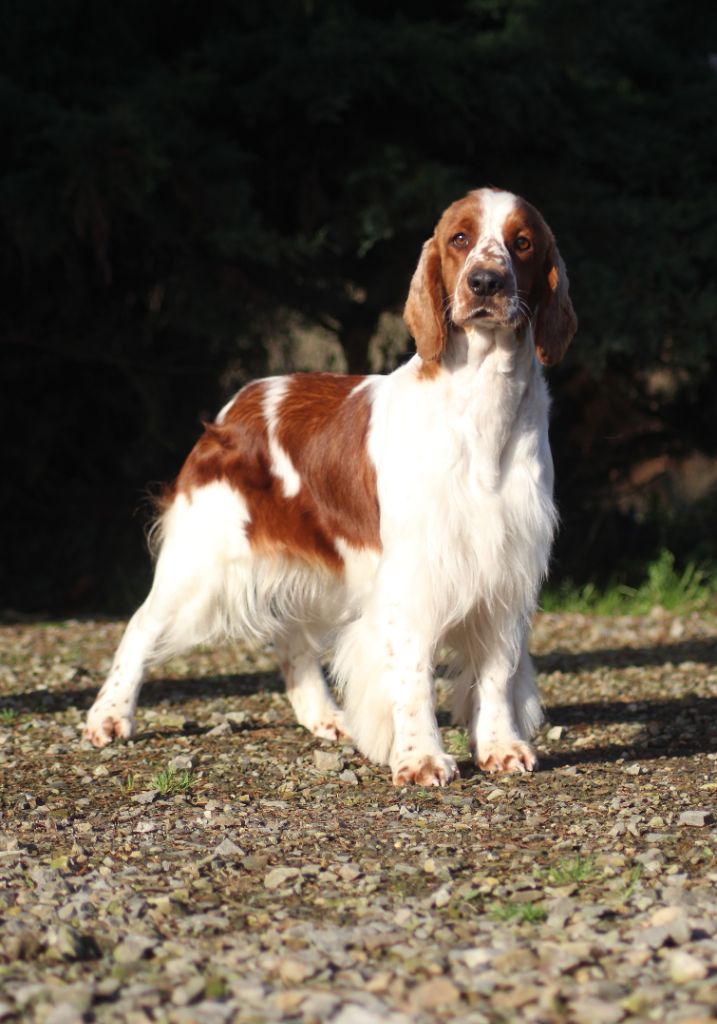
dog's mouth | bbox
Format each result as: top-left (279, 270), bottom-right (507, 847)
top-left (460, 300), bottom-right (526, 329)
top-left (463, 306), bottom-right (509, 327)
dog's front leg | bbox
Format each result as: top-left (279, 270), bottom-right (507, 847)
top-left (473, 630), bottom-right (540, 774)
top-left (387, 634), bottom-right (458, 786)
top-left (376, 609), bottom-right (457, 787)
top-left (335, 554), bottom-right (458, 786)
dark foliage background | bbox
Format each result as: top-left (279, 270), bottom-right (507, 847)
top-left (2, 0), bottom-right (716, 612)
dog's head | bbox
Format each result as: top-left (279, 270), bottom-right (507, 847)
top-left (404, 188), bottom-right (577, 368)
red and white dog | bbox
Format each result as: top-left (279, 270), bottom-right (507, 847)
top-left (85, 187), bottom-right (577, 786)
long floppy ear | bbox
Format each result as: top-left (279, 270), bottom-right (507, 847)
top-left (534, 240), bottom-right (578, 366)
top-left (403, 237), bottom-right (447, 364)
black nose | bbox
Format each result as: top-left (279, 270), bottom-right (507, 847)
top-left (467, 269), bottom-right (505, 297)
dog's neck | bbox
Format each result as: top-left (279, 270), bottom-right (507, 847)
top-left (442, 321), bottom-right (534, 376)
top-left (439, 322), bottom-right (537, 491)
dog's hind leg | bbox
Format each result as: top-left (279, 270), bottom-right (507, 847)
top-left (274, 628), bottom-right (349, 742)
top-left (84, 483), bottom-right (251, 747)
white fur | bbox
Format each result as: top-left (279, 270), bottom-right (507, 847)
top-left (263, 377), bottom-right (302, 498)
top-left (333, 325), bottom-right (554, 780)
top-left (85, 190), bottom-right (559, 786)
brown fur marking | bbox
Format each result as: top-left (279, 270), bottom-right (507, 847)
top-left (174, 375), bottom-right (381, 572)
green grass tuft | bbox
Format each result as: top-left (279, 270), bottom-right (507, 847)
top-left (152, 766), bottom-right (195, 796)
top-left (121, 773), bottom-right (136, 794)
top-left (542, 549), bottom-right (715, 615)
top-left (490, 900), bottom-right (547, 924)
top-left (0, 708), bottom-right (17, 724)
top-left (620, 864), bottom-right (643, 901)
top-left (547, 856), bottom-right (597, 886)
top-left (444, 729), bottom-right (471, 757)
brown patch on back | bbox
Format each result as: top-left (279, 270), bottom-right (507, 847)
top-left (174, 375), bottom-right (381, 572)
top-left (274, 375), bottom-right (380, 552)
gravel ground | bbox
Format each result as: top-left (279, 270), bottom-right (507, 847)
top-left (1, 609), bottom-right (716, 1024)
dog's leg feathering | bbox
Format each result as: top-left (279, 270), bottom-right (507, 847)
top-left (335, 589), bottom-right (458, 787)
top-left (275, 629), bottom-right (349, 742)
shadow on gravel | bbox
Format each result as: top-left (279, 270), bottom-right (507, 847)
top-left (535, 636), bottom-right (717, 673)
top-left (538, 741), bottom-right (717, 768)
top-left (541, 695), bottom-right (717, 766)
top-left (3, 671), bottom-right (282, 716)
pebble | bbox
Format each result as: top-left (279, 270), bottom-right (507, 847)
top-left (571, 997), bottom-right (625, 1024)
top-left (263, 866), bottom-right (300, 890)
top-left (678, 809), bottom-right (712, 827)
top-left (410, 976), bottom-right (460, 1009)
top-left (313, 749), bottom-right (344, 772)
top-left (113, 934), bottom-right (157, 963)
top-left (212, 838), bottom-right (244, 860)
top-left (667, 951), bottom-right (709, 983)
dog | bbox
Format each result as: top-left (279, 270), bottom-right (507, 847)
top-left (84, 187), bottom-right (577, 786)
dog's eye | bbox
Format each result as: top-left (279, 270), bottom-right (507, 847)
top-left (450, 232), bottom-right (471, 249)
top-left (514, 235), bottom-right (532, 252)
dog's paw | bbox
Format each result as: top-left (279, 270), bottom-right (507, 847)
top-left (83, 706), bottom-right (135, 747)
top-left (305, 709), bottom-right (351, 743)
top-left (392, 752), bottom-right (459, 788)
top-left (477, 739), bottom-right (538, 774)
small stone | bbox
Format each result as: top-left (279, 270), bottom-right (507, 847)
top-left (95, 978), bottom-right (120, 998)
top-left (338, 863), bottom-right (361, 882)
top-left (168, 754), bottom-right (196, 771)
top-left (492, 985), bottom-right (541, 1010)
top-left (432, 885), bottom-right (451, 908)
top-left (44, 1005), bottom-right (85, 1024)
top-left (678, 809), bottom-right (712, 827)
top-left (452, 947), bottom-right (494, 969)
top-left (264, 866), bottom-right (300, 890)
top-left (158, 713), bottom-right (187, 729)
top-left (113, 934), bottom-right (157, 963)
top-left (46, 924), bottom-right (92, 961)
top-left (212, 838), bottom-right (244, 860)
top-left (624, 764), bottom-right (641, 776)
top-left (313, 750), bottom-right (343, 772)
top-left (206, 721), bottom-right (232, 737)
top-left (131, 790), bottom-right (159, 804)
top-left (546, 725), bottom-right (565, 741)
top-left (650, 905), bottom-right (691, 936)
top-left (365, 971), bottom-right (394, 994)
top-left (338, 769), bottom-right (359, 785)
top-left (278, 956), bottom-right (316, 985)
top-left (668, 951), bottom-right (709, 983)
top-left (270, 991), bottom-right (307, 1015)
top-left (410, 976), bottom-right (460, 1009)
top-left (171, 976), bottom-right (206, 1006)
top-left (571, 997), bottom-right (625, 1024)
top-left (224, 711), bottom-right (250, 729)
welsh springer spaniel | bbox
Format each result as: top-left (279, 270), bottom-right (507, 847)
top-left (85, 187), bottom-right (577, 786)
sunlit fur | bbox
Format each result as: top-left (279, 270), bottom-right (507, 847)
top-left (84, 187), bottom-right (576, 786)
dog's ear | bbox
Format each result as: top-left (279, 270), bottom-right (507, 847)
top-left (533, 239), bottom-right (577, 366)
top-left (403, 237), bottom-right (448, 365)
